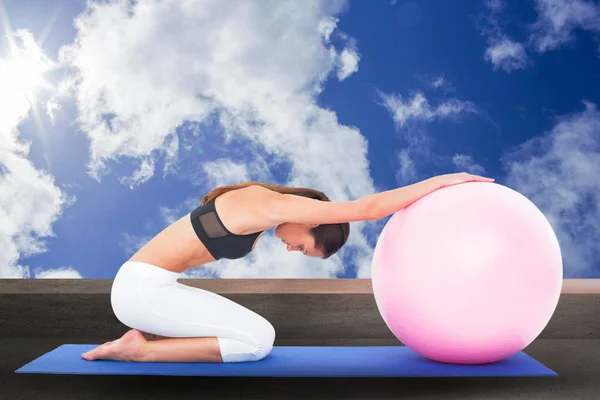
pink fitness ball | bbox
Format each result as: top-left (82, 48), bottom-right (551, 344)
top-left (371, 182), bottom-right (563, 364)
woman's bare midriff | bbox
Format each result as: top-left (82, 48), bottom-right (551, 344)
top-left (128, 187), bottom-right (273, 274)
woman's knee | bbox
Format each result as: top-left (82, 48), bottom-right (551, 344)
top-left (256, 321), bottom-right (276, 359)
top-left (218, 321), bottom-right (276, 362)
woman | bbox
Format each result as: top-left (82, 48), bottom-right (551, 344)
top-left (82, 172), bottom-right (494, 363)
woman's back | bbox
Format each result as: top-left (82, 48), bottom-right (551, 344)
top-left (128, 187), bottom-right (269, 273)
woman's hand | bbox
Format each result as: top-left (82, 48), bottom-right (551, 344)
top-left (365, 172), bottom-right (496, 220)
top-left (432, 172), bottom-right (495, 189)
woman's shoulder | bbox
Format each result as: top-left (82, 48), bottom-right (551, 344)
top-left (213, 185), bottom-right (278, 234)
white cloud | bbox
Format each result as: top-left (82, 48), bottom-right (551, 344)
top-left (318, 16), bottom-right (360, 81)
top-left (0, 29), bottom-right (75, 279)
top-left (529, 0), bottom-right (600, 52)
top-left (121, 232), bottom-right (152, 259)
top-left (484, 37), bottom-right (529, 72)
top-left (55, 0), bottom-right (379, 278)
top-left (501, 101), bottom-right (600, 277)
top-left (431, 75), bottom-right (446, 89)
top-left (396, 149), bottom-right (417, 182)
top-left (484, 0), bottom-right (505, 12)
top-left (318, 16), bottom-right (339, 42)
top-left (452, 154), bottom-right (486, 175)
top-left (379, 91), bottom-right (477, 128)
top-left (379, 90), bottom-right (481, 185)
top-left (479, 0), bottom-right (600, 72)
top-left (421, 73), bottom-right (456, 93)
top-left (119, 156), bottom-right (155, 189)
top-left (479, 1), bottom-right (530, 72)
top-left (337, 47), bottom-right (360, 81)
top-left (34, 266), bottom-right (83, 279)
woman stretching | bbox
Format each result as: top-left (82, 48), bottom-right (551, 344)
top-left (81, 172), bottom-right (494, 363)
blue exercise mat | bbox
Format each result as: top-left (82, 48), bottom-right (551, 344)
top-left (15, 345), bottom-right (557, 377)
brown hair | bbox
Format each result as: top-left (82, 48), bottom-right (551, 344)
top-left (201, 182), bottom-right (350, 259)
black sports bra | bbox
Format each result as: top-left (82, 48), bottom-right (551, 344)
top-left (190, 198), bottom-right (263, 260)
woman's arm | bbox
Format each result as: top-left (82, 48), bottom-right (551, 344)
top-left (360, 177), bottom-right (441, 220)
top-left (360, 172), bottom-right (493, 219)
top-left (258, 173), bottom-right (494, 225)
top-left (258, 190), bottom-right (375, 225)
top-left (257, 178), bottom-right (440, 225)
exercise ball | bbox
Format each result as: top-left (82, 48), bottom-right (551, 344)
top-left (371, 182), bottom-right (563, 364)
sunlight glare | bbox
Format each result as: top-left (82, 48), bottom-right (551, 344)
top-left (0, 30), bottom-right (55, 104)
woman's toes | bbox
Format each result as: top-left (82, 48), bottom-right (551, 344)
top-left (81, 330), bottom-right (149, 362)
top-left (82, 341), bottom-right (115, 360)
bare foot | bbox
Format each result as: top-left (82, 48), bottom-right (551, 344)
top-left (82, 329), bottom-right (147, 362)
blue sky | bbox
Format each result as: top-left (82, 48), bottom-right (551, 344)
top-left (1, 0), bottom-right (599, 279)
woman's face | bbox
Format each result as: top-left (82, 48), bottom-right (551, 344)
top-left (274, 222), bottom-right (321, 257)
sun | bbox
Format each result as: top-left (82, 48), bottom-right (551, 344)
top-left (0, 29), bottom-right (57, 163)
top-left (0, 30), bottom-right (54, 104)
top-left (1, 58), bottom-right (46, 102)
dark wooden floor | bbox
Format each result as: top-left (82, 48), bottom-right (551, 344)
top-left (2, 338), bottom-right (599, 400)
top-left (2, 278), bottom-right (599, 399)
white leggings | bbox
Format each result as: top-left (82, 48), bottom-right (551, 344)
top-left (110, 261), bottom-right (276, 362)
